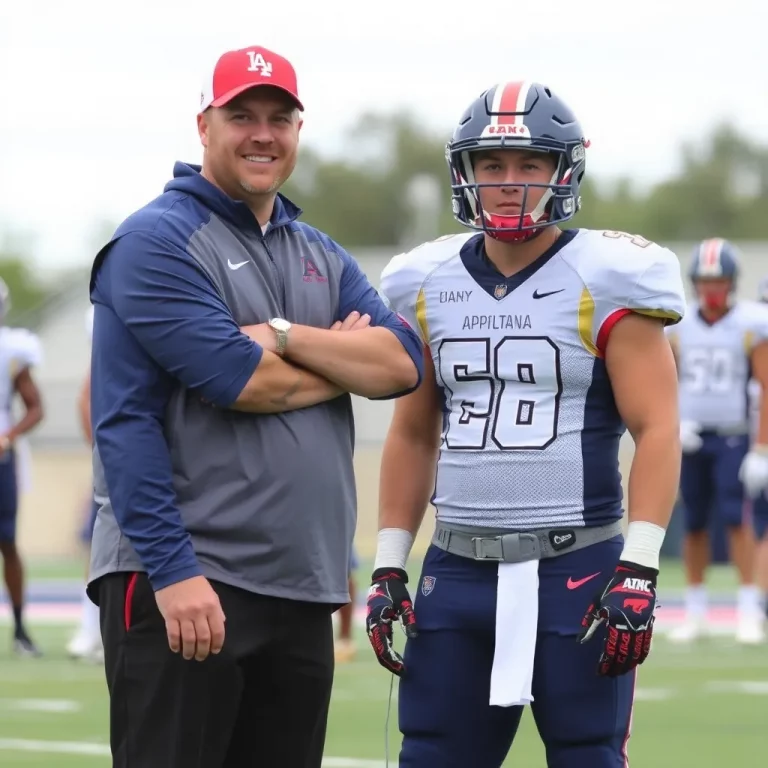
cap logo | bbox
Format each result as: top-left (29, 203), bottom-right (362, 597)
top-left (246, 51), bottom-right (272, 77)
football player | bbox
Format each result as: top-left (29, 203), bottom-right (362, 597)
top-left (365, 81), bottom-right (685, 767)
top-left (666, 243), bottom-right (768, 644)
top-left (67, 305), bottom-right (103, 660)
top-left (334, 545), bottom-right (359, 663)
top-left (750, 277), bottom-right (768, 623)
top-left (0, 278), bottom-right (45, 656)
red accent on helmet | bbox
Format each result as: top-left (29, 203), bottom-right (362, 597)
top-left (482, 211), bottom-right (550, 243)
top-left (702, 290), bottom-right (730, 312)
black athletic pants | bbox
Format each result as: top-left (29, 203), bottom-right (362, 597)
top-left (97, 572), bottom-right (335, 768)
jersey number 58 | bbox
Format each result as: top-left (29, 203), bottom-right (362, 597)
top-left (437, 336), bottom-right (563, 450)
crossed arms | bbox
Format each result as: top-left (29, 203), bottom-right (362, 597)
top-left (230, 241), bottom-right (422, 409)
top-left (235, 309), bottom-right (420, 412)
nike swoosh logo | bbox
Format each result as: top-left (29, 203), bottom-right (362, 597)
top-left (228, 259), bottom-right (249, 270)
top-left (566, 572), bottom-right (601, 590)
top-left (532, 289), bottom-right (565, 299)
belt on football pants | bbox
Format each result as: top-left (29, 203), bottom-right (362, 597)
top-left (699, 425), bottom-right (749, 437)
top-left (431, 519), bottom-right (623, 563)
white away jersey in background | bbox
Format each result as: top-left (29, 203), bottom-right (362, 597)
top-left (380, 228), bottom-right (686, 530)
top-left (667, 300), bottom-right (768, 433)
top-left (0, 327), bottom-right (42, 434)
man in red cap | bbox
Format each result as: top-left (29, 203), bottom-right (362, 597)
top-left (196, 45), bottom-right (306, 222)
top-left (87, 44), bottom-right (424, 768)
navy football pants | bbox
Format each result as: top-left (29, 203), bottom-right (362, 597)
top-left (750, 494), bottom-right (768, 540)
top-left (679, 432), bottom-right (748, 533)
top-left (0, 451), bottom-right (18, 543)
top-left (398, 536), bottom-right (634, 767)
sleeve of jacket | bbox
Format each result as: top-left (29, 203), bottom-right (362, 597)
top-left (90, 230), bottom-right (263, 590)
top-left (336, 245), bottom-right (425, 398)
top-left (91, 298), bottom-right (203, 590)
top-left (105, 231), bottom-right (262, 407)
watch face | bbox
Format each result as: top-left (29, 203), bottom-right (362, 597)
top-left (272, 319), bottom-right (291, 332)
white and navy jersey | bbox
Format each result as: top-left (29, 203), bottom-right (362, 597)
top-left (667, 301), bottom-right (768, 433)
top-left (380, 228), bottom-right (685, 530)
top-left (0, 327), bottom-right (42, 434)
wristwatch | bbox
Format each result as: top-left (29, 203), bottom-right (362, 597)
top-left (268, 318), bottom-right (292, 357)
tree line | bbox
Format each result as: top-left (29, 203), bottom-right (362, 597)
top-left (2, 115), bottom-right (767, 321)
top-left (281, 113), bottom-right (768, 247)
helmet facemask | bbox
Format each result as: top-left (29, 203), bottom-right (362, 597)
top-left (447, 140), bottom-right (583, 243)
top-left (694, 278), bottom-right (734, 313)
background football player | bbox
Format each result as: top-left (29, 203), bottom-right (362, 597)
top-left (0, 278), bottom-right (45, 656)
top-left (67, 305), bottom-right (103, 661)
top-left (334, 545), bottom-right (359, 663)
top-left (666, 242), bottom-right (768, 644)
top-left (749, 276), bottom-right (768, 624)
top-left (366, 81), bottom-right (685, 767)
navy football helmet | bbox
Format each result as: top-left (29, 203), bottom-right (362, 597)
top-left (446, 81), bottom-right (588, 243)
top-left (688, 238), bottom-right (740, 311)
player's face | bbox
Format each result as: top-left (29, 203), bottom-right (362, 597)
top-left (198, 87), bottom-right (302, 201)
top-left (472, 149), bottom-right (558, 217)
top-left (694, 278), bottom-right (732, 312)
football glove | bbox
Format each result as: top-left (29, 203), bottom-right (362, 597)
top-left (679, 420), bottom-right (703, 454)
top-left (365, 568), bottom-right (417, 676)
top-left (739, 446), bottom-right (768, 498)
top-left (578, 561), bottom-right (658, 677)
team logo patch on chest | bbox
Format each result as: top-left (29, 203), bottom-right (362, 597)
top-left (493, 284), bottom-right (508, 299)
top-left (301, 256), bottom-right (328, 283)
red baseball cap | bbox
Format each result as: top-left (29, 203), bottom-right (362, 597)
top-left (199, 46), bottom-right (304, 112)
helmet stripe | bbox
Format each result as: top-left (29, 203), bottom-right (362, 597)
top-left (490, 81), bottom-right (532, 127)
top-left (699, 238), bottom-right (724, 272)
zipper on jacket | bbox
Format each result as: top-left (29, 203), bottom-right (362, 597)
top-left (261, 234), bottom-right (286, 314)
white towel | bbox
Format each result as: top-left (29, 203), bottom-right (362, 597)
top-left (13, 437), bottom-right (32, 494)
top-left (489, 559), bottom-right (540, 707)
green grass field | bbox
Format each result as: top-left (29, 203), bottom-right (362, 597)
top-left (0, 561), bottom-right (764, 767)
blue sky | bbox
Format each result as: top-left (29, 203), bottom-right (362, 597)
top-left (2, 0), bottom-right (766, 270)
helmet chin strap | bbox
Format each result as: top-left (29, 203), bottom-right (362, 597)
top-left (699, 291), bottom-right (731, 313)
top-left (482, 212), bottom-right (549, 243)
top-left (464, 153), bottom-right (560, 243)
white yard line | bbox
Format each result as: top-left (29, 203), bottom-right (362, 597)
top-left (705, 680), bottom-right (768, 695)
top-left (633, 688), bottom-right (675, 701)
top-left (0, 738), bottom-right (109, 756)
top-left (0, 738), bottom-right (392, 766)
top-left (0, 698), bottom-right (81, 712)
